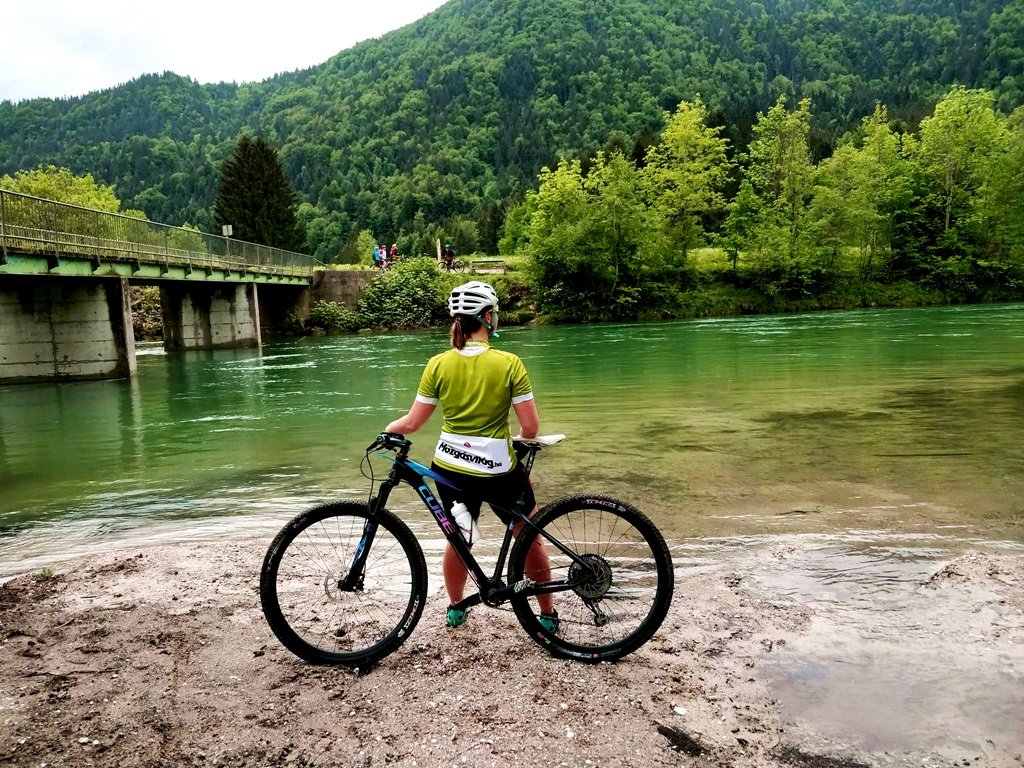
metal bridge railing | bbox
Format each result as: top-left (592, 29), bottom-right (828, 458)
top-left (0, 188), bottom-right (314, 277)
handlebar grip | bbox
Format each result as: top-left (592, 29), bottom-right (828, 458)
top-left (368, 432), bottom-right (411, 452)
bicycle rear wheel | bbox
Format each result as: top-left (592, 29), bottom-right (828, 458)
top-left (507, 494), bottom-right (673, 662)
top-left (260, 501), bottom-right (427, 667)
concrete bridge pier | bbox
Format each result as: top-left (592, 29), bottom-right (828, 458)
top-left (0, 275), bottom-right (136, 384)
top-left (160, 283), bottom-right (262, 351)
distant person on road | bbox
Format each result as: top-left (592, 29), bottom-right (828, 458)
top-left (372, 246), bottom-right (381, 268)
top-left (442, 243), bottom-right (455, 268)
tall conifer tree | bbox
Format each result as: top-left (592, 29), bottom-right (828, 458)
top-left (214, 136), bottom-right (303, 251)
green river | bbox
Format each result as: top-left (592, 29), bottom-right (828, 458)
top-left (1, 302), bottom-right (1022, 760)
top-left (2, 302), bottom-right (1021, 567)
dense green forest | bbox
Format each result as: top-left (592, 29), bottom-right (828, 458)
top-left (1, 0), bottom-right (1022, 264)
top-left (506, 87), bottom-right (1024, 320)
top-left (301, 85), bottom-right (1023, 331)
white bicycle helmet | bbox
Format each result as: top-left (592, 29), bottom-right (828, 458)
top-left (448, 281), bottom-right (499, 317)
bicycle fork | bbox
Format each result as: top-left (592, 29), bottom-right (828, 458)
top-left (338, 477), bottom-right (399, 592)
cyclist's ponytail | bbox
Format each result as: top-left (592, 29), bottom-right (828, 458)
top-left (450, 314), bottom-right (483, 350)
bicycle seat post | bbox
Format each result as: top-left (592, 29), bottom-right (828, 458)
top-left (519, 444), bottom-right (541, 477)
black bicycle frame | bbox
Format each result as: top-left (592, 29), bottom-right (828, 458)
top-left (341, 445), bottom-right (589, 608)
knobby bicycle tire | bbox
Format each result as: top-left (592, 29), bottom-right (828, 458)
top-left (260, 501), bottom-right (427, 667)
top-left (507, 494), bottom-right (673, 662)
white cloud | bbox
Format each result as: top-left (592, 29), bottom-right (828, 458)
top-left (1, 0), bottom-right (448, 103)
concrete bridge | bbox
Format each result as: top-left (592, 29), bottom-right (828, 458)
top-left (0, 189), bottom-right (315, 384)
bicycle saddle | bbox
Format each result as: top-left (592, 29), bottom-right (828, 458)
top-left (512, 434), bottom-right (566, 449)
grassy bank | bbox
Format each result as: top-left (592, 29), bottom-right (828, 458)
top-left (299, 251), bottom-right (1022, 336)
top-left (130, 249), bottom-right (1022, 341)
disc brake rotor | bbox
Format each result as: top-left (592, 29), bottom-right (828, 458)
top-left (568, 554), bottom-right (613, 600)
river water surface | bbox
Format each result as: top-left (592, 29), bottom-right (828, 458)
top-left (2, 303), bottom-right (1023, 761)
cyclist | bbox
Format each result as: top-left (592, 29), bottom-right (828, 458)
top-left (384, 281), bottom-right (558, 631)
top-left (441, 243), bottom-right (456, 270)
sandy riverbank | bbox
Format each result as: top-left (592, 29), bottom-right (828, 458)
top-left (1, 539), bottom-right (1021, 768)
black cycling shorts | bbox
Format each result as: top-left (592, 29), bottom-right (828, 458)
top-left (430, 461), bottom-right (536, 525)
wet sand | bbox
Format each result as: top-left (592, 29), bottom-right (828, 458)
top-left (1, 539), bottom-right (1021, 768)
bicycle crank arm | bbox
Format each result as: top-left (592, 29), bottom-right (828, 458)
top-left (491, 578), bottom-right (579, 603)
top-left (451, 593), bottom-right (484, 612)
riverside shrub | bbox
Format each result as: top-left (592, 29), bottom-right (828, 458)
top-left (357, 258), bottom-right (448, 329)
top-left (308, 301), bottom-right (362, 333)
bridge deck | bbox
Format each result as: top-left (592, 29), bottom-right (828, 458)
top-left (0, 189), bottom-right (313, 283)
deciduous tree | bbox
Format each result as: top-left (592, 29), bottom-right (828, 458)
top-left (919, 87), bottom-right (1008, 234)
top-left (975, 105), bottom-right (1024, 277)
top-left (810, 105), bottom-right (911, 276)
top-left (741, 96), bottom-right (816, 294)
top-left (1, 165), bottom-right (125, 212)
top-left (643, 98), bottom-right (731, 259)
top-left (721, 179), bottom-right (761, 269)
top-left (745, 96), bottom-right (815, 252)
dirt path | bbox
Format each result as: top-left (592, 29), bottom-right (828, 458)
top-left (1, 540), bottom-right (1020, 768)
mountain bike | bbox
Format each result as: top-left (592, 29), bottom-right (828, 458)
top-left (259, 433), bottom-right (674, 668)
top-left (437, 257), bottom-right (464, 272)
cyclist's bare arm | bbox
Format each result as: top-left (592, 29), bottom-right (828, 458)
top-left (386, 395), bottom-right (537, 438)
top-left (513, 398), bottom-right (539, 439)
top-left (385, 400), bottom-right (436, 435)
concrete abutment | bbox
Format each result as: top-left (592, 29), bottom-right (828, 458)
top-left (160, 283), bottom-right (261, 351)
top-left (0, 275), bottom-right (136, 384)
top-left (1, 270), bottom-right (376, 384)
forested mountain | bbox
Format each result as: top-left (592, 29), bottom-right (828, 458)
top-left (1, 0), bottom-right (1021, 259)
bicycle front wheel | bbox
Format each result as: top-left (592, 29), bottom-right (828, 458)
top-left (507, 494), bottom-right (673, 662)
top-left (260, 501), bottom-right (427, 667)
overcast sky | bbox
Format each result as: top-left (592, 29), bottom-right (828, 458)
top-left (2, 0), bottom-right (449, 103)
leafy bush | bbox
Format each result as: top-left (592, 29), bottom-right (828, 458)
top-left (308, 300), bottom-right (362, 333)
top-left (129, 286), bottom-right (163, 339)
top-left (357, 259), bottom-right (448, 329)
top-left (282, 309), bottom-right (306, 334)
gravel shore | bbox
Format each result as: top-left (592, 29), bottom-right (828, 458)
top-left (1, 539), bottom-right (1021, 768)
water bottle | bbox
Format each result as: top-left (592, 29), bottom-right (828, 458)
top-left (451, 502), bottom-right (481, 544)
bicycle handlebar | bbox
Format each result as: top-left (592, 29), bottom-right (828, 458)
top-left (368, 432), bottom-right (412, 453)
top-left (369, 432), bottom-right (564, 455)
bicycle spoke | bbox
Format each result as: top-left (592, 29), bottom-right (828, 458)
top-left (508, 495), bottom-right (672, 661)
top-left (262, 502), bottom-right (426, 665)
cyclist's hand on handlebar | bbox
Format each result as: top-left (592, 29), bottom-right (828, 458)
top-left (368, 432), bottom-right (408, 452)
